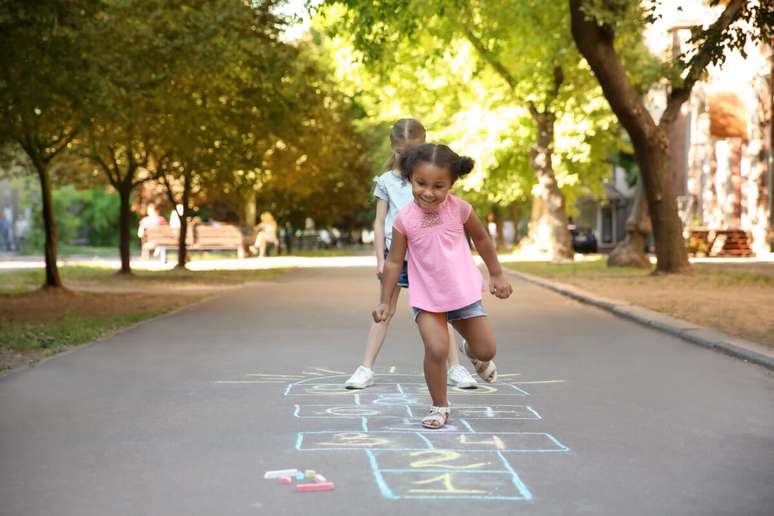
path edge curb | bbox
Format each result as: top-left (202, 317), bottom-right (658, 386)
top-left (505, 269), bottom-right (774, 370)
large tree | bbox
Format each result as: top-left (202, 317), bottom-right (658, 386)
top-left (570, 0), bottom-right (774, 273)
top-left (321, 0), bottom-right (627, 259)
top-left (150, 0), bottom-right (298, 267)
top-left (0, 0), bottom-right (100, 288)
top-left (75, 0), bottom-right (190, 274)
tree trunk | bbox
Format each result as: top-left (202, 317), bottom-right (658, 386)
top-left (33, 158), bottom-right (64, 288)
top-left (117, 186), bottom-right (133, 274)
top-left (570, 0), bottom-right (691, 273)
top-left (283, 222), bottom-right (293, 255)
top-left (176, 171), bottom-right (192, 269)
top-left (492, 205), bottom-right (505, 251)
top-left (244, 194), bottom-right (257, 226)
top-left (522, 112), bottom-right (573, 260)
top-left (608, 178), bottom-right (651, 268)
top-left (638, 133), bottom-right (690, 273)
top-left (511, 202), bottom-right (522, 244)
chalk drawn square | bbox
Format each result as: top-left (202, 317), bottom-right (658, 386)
top-left (367, 451), bottom-right (532, 501)
top-left (424, 432), bottom-right (570, 452)
top-left (284, 384), bottom-right (401, 396)
top-left (454, 405), bottom-right (541, 420)
top-left (368, 449), bottom-right (510, 472)
top-left (365, 417), bottom-right (469, 433)
top-left (296, 431), bottom-right (433, 451)
top-left (400, 383), bottom-right (530, 396)
top-left (293, 404), bottom-right (410, 418)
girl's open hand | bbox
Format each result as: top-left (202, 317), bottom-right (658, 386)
top-left (489, 274), bottom-right (513, 299)
top-left (372, 303), bottom-right (389, 322)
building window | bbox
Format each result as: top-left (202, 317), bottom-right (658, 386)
top-left (601, 206), bottom-right (613, 244)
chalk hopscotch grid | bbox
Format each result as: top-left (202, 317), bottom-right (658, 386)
top-left (292, 403), bottom-right (542, 420)
top-left (283, 383), bottom-right (531, 397)
top-left (216, 371), bottom-right (567, 501)
top-left (366, 450), bottom-right (534, 501)
top-left (295, 430), bottom-right (570, 453)
top-left (286, 379), bottom-right (568, 499)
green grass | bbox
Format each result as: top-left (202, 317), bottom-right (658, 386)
top-left (0, 312), bottom-right (158, 352)
top-left (57, 243), bottom-right (138, 257)
top-left (0, 266), bottom-right (285, 292)
top-left (505, 259), bottom-right (774, 287)
top-left (288, 246), bottom-right (371, 257)
top-left (505, 259), bottom-right (647, 278)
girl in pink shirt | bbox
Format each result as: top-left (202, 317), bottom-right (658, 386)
top-left (373, 143), bottom-right (513, 429)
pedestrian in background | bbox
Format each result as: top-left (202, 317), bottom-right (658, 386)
top-left (253, 211), bottom-right (279, 257)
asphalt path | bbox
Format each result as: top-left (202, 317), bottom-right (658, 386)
top-left (1, 267), bottom-right (773, 516)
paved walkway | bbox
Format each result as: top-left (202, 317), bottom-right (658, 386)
top-left (1, 267), bottom-right (772, 515)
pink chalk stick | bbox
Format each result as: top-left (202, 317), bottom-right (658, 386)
top-left (278, 477), bottom-right (292, 485)
top-left (296, 482), bottom-right (335, 493)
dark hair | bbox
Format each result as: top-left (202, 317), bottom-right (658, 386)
top-left (384, 118), bottom-right (426, 170)
top-left (398, 143), bottom-right (474, 181)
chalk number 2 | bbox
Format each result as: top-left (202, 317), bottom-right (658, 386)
top-left (408, 450), bottom-right (489, 470)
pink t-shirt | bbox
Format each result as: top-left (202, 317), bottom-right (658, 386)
top-left (392, 194), bottom-right (483, 312)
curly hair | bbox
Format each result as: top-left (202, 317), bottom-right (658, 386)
top-left (398, 143), bottom-right (474, 181)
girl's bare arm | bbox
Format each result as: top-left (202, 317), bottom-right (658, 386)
top-left (464, 210), bottom-right (513, 299)
top-left (373, 199), bottom-right (388, 277)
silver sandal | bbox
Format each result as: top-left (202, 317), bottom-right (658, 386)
top-left (422, 406), bottom-right (450, 429)
top-left (459, 339), bottom-right (497, 383)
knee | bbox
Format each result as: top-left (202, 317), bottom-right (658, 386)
top-left (424, 343), bottom-right (448, 363)
top-left (471, 339), bottom-right (496, 362)
top-left (477, 348), bottom-right (496, 363)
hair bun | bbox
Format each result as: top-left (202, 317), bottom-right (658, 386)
top-left (456, 156), bottom-right (475, 177)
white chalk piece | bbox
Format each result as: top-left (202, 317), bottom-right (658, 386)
top-left (296, 482), bottom-right (335, 493)
top-left (264, 469), bottom-right (298, 479)
top-left (315, 474), bottom-right (327, 483)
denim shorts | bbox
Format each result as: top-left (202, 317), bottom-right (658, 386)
top-left (412, 300), bottom-right (487, 322)
top-left (385, 249), bottom-right (409, 288)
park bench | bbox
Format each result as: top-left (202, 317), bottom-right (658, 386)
top-left (142, 223), bottom-right (246, 261)
top-left (687, 228), bottom-right (753, 257)
top-left (192, 224), bottom-right (246, 258)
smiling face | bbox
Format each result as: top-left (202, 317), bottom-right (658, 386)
top-left (410, 161), bottom-right (453, 210)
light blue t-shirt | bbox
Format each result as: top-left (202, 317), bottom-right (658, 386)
top-left (373, 169), bottom-right (413, 250)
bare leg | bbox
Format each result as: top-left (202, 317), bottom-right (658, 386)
top-left (450, 316), bottom-right (496, 364)
top-left (446, 324), bottom-right (461, 366)
top-left (361, 285), bottom-right (402, 369)
top-left (416, 311), bottom-right (450, 407)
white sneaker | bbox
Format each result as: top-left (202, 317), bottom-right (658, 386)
top-left (447, 364), bottom-right (477, 389)
top-left (344, 366), bottom-right (375, 389)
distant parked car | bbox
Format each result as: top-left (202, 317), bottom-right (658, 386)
top-left (571, 227), bottom-right (598, 253)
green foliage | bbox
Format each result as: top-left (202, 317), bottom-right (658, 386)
top-left (316, 1), bottom-right (634, 214)
top-left (581, 0), bottom-right (774, 91)
top-left (23, 185), bottom-right (128, 251)
top-left (2, 0), bottom-right (375, 266)
top-left (0, 0), bottom-right (99, 157)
